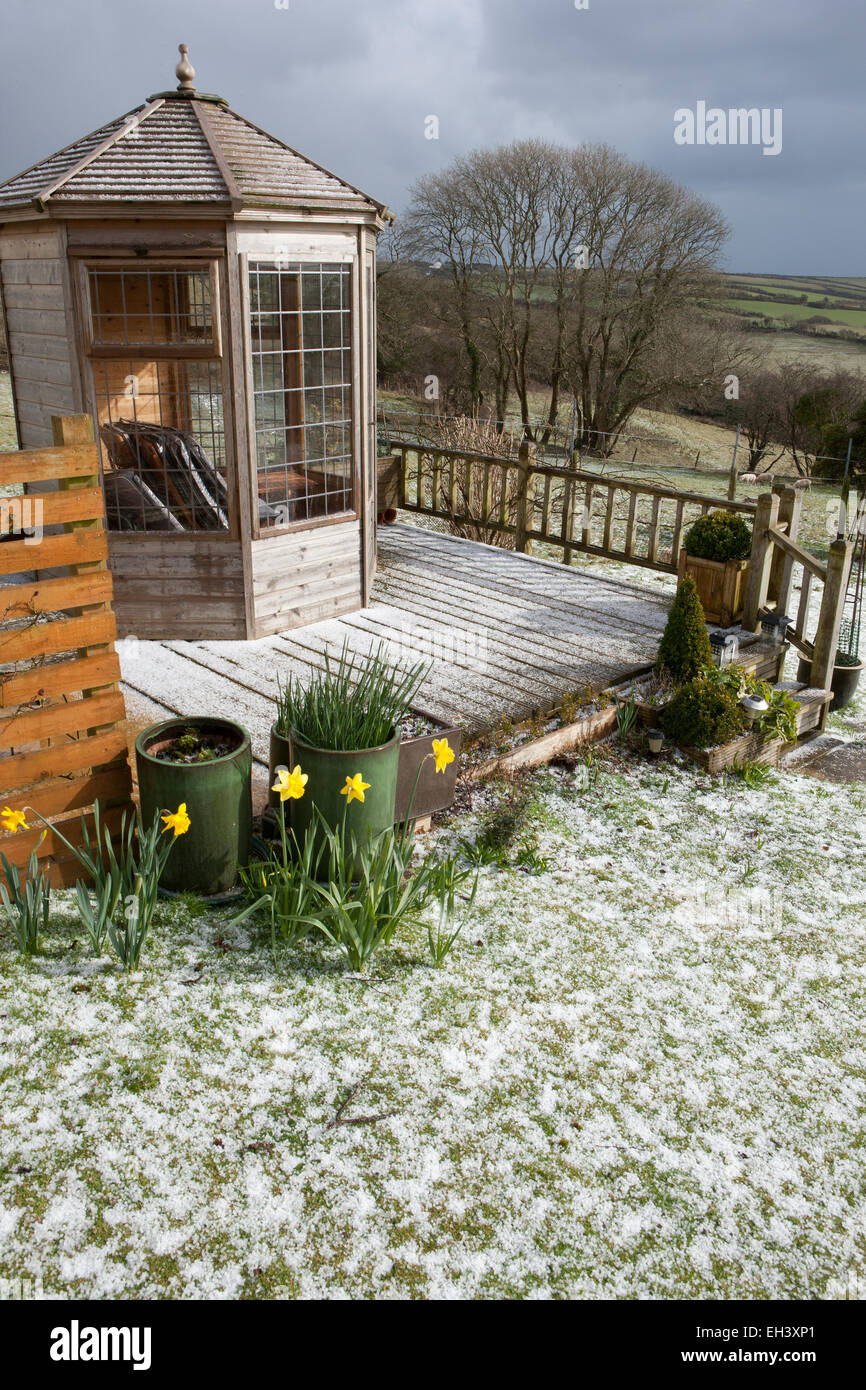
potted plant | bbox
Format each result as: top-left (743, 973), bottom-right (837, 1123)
top-left (269, 642), bottom-right (429, 849)
top-left (660, 665), bottom-right (805, 772)
top-left (135, 718), bottom-right (252, 896)
top-left (660, 669), bottom-right (748, 752)
top-left (677, 511), bottom-right (753, 626)
top-left (655, 576), bottom-right (714, 685)
top-left (796, 649), bottom-right (865, 710)
top-left (394, 718), bottom-right (463, 822)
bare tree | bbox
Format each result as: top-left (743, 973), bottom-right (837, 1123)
top-left (733, 368), bottom-right (787, 471)
top-left (404, 140), bottom-right (733, 449)
top-left (771, 362), bottom-right (864, 476)
top-left (401, 167), bottom-right (489, 416)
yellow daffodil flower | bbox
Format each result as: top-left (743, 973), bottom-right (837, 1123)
top-left (1, 806), bottom-right (29, 835)
top-left (161, 803), bottom-right (191, 837)
top-left (272, 765), bottom-right (308, 802)
top-left (431, 737), bottom-right (455, 774)
top-left (340, 773), bottom-right (371, 805)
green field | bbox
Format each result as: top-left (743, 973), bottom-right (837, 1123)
top-left (723, 297), bottom-right (866, 328)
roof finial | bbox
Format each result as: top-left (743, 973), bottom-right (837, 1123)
top-left (175, 44), bottom-right (196, 92)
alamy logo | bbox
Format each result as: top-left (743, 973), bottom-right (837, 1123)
top-left (674, 102), bottom-right (782, 156)
top-left (50, 1320), bottom-right (152, 1371)
top-left (0, 496), bottom-right (43, 545)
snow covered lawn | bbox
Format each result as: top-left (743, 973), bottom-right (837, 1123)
top-left (2, 728), bottom-right (865, 1300)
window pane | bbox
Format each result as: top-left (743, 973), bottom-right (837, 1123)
top-left (248, 260), bottom-right (354, 528)
top-left (88, 268), bottom-right (215, 348)
top-left (92, 358), bottom-right (228, 532)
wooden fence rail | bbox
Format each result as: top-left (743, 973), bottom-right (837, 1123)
top-left (385, 440), bottom-right (849, 694)
top-left (0, 414), bottom-right (133, 887)
top-left (386, 439), bottom-right (757, 575)
top-left (742, 486), bottom-right (852, 691)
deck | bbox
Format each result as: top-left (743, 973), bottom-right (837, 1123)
top-left (119, 523), bottom-right (672, 763)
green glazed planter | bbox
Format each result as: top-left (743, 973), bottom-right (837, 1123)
top-left (135, 717), bottom-right (252, 895)
top-left (270, 723), bottom-right (400, 850)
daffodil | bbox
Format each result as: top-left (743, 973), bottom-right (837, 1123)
top-left (161, 802), bottom-right (191, 837)
top-left (340, 773), bottom-right (371, 805)
top-left (1, 806), bottom-right (29, 835)
top-left (431, 737), bottom-right (455, 774)
top-left (272, 765), bottom-right (308, 802)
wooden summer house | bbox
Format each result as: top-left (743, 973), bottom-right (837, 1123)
top-left (0, 45), bottom-right (391, 638)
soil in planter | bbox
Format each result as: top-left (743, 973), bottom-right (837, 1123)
top-left (152, 724), bottom-right (238, 765)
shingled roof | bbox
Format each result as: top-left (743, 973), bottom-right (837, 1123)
top-left (0, 47), bottom-right (388, 219)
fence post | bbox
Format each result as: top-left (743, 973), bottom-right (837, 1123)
top-left (514, 440), bottom-right (535, 554)
top-left (742, 491), bottom-right (780, 632)
top-left (727, 423), bottom-right (741, 501)
top-left (811, 538), bottom-right (853, 691)
top-left (767, 484), bottom-right (803, 614)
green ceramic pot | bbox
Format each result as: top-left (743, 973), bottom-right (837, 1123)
top-left (270, 723), bottom-right (400, 851)
top-left (135, 717), bottom-right (252, 895)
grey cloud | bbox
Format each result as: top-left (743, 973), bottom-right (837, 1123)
top-left (0, 0), bottom-right (862, 272)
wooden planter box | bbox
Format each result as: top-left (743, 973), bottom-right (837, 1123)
top-left (677, 687), bottom-right (831, 774)
top-left (377, 454), bottom-right (401, 512)
top-left (677, 549), bottom-right (749, 627)
top-left (469, 705), bottom-right (617, 780)
top-left (633, 697), bottom-right (672, 729)
top-left (395, 727), bottom-right (462, 821)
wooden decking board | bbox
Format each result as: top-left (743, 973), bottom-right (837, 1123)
top-left (349, 586), bottom-right (616, 709)
top-left (335, 605), bottom-right (588, 708)
top-left (376, 567), bottom-right (667, 655)
top-left (119, 524), bottom-right (673, 740)
top-left (373, 565), bottom-right (660, 673)
top-left (392, 554), bottom-right (671, 638)
top-left (380, 528), bottom-right (670, 634)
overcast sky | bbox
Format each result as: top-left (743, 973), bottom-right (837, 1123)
top-left (1, 0), bottom-right (862, 274)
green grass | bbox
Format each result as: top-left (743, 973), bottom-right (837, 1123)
top-left (2, 720), bottom-right (865, 1299)
top-left (723, 298), bottom-right (866, 329)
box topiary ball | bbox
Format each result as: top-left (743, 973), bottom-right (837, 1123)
top-left (683, 510), bottom-right (752, 563)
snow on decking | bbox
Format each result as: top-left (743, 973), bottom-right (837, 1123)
top-left (119, 524), bottom-right (671, 759)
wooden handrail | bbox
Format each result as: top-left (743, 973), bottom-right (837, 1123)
top-left (388, 439), bottom-right (758, 514)
top-left (764, 525), bottom-right (827, 582)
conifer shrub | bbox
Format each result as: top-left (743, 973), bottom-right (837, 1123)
top-left (655, 577), bottom-right (713, 684)
top-left (683, 510), bottom-right (752, 563)
top-left (660, 673), bottom-right (747, 749)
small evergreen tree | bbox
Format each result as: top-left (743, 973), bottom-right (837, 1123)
top-left (655, 577), bottom-right (713, 683)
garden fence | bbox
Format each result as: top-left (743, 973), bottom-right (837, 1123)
top-left (0, 414), bottom-right (133, 886)
top-left (384, 439), bottom-right (757, 574)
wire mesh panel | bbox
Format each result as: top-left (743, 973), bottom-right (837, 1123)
top-left (248, 260), bottom-right (354, 528)
top-left (86, 264), bottom-right (228, 533)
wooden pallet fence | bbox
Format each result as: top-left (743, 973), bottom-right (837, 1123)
top-left (0, 415), bottom-right (133, 887)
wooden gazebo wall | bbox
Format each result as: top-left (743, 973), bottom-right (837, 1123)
top-left (1, 216), bottom-right (379, 642)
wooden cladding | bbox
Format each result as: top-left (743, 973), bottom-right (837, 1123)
top-left (249, 518), bottom-right (362, 636)
top-left (0, 421), bottom-right (133, 887)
